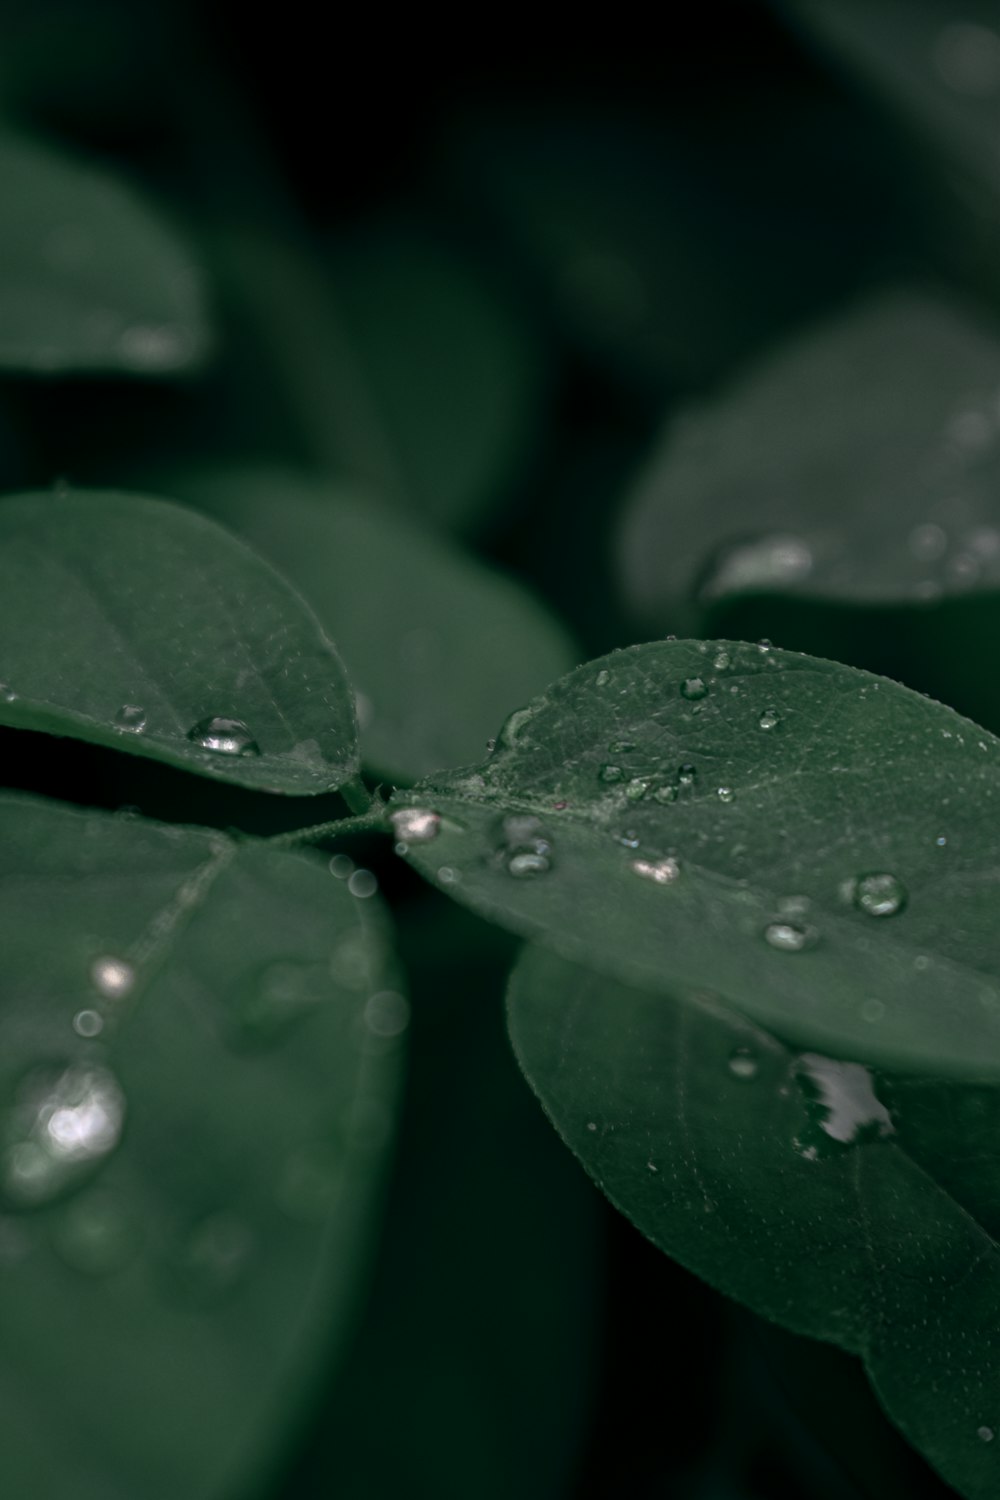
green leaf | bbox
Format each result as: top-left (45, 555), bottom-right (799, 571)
top-left (0, 792), bottom-right (404, 1500)
top-left (617, 290), bottom-right (1000, 633)
top-left (290, 899), bottom-right (599, 1499)
top-left (507, 942), bottom-right (1000, 1500)
top-left (393, 638), bottom-right (1000, 1077)
top-left (159, 464), bottom-right (577, 784)
top-left (0, 489), bottom-right (359, 794)
top-left (323, 225), bottom-right (549, 532)
top-left (0, 131), bottom-right (211, 376)
top-left (779, 0), bottom-right (1000, 204)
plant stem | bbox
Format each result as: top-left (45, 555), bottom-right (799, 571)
top-left (269, 805), bottom-right (392, 849)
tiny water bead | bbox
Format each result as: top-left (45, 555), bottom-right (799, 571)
top-left (758, 708), bottom-right (780, 731)
top-left (499, 814), bottom-right (553, 878)
top-left (437, 866), bottom-right (460, 884)
top-left (728, 1048), bottom-right (758, 1081)
top-left (630, 857), bottom-right (680, 885)
top-left (599, 764), bottom-right (623, 784)
top-left (347, 868), bottom-right (378, 899)
top-left (114, 703), bottom-right (146, 734)
top-left (717, 786), bottom-right (735, 804)
top-left (978, 1426), bottom-right (995, 1444)
top-left (0, 683), bottom-right (15, 703)
top-left (73, 1009), bottom-right (104, 1039)
top-left (389, 808), bottom-right (440, 846)
top-left (763, 921), bottom-right (817, 953)
top-left (852, 872), bottom-right (908, 918)
top-left (713, 650), bottom-right (731, 671)
top-left (89, 955), bottom-right (135, 1000)
top-left (595, 669), bottom-right (611, 688)
top-left (625, 778), bottom-right (649, 802)
top-left (1, 1064), bottom-right (126, 1208)
top-left (328, 853), bottom-right (354, 879)
top-left (681, 677), bottom-right (707, 701)
top-left (187, 716), bottom-right (260, 757)
top-left (677, 764), bottom-right (697, 787)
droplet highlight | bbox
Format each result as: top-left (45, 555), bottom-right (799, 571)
top-left (852, 872), bottom-right (907, 918)
top-left (1, 1064), bottom-right (126, 1208)
top-left (114, 704), bottom-right (147, 734)
top-left (187, 716), bottom-right (260, 757)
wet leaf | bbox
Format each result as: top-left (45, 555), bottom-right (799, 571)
top-left (0, 131), bottom-right (211, 376)
top-left (0, 490), bottom-right (358, 794)
top-left (0, 792), bottom-right (404, 1500)
top-left (163, 464), bottom-right (576, 784)
top-left (508, 942), bottom-right (1000, 1500)
top-left (617, 291), bottom-right (1000, 633)
top-left (393, 638), bottom-right (1000, 1077)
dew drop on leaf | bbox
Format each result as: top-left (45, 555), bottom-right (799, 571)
top-left (1, 1064), bottom-right (126, 1208)
top-left (728, 1048), bottom-right (758, 1080)
top-left (630, 857), bottom-right (680, 885)
top-left (795, 1053), bottom-right (893, 1150)
top-left (763, 921), bottom-right (817, 953)
top-left (599, 764), bottom-right (623, 784)
top-left (114, 704), bottom-right (147, 734)
top-left (0, 683), bottom-right (16, 703)
top-left (717, 786), bottom-right (735, 803)
top-left (852, 872), bottom-right (908, 918)
top-left (90, 955), bottom-right (135, 1000)
top-left (978, 1425), bottom-right (995, 1444)
top-left (595, 669), bottom-right (611, 687)
top-left (389, 808), bottom-right (440, 845)
top-left (72, 1009), bottom-right (104, 1039)
top-left (347, 868), bottom-right (378, 899)
top-left (186, 716), bottom-right (260, 757)
top-left (759, 708), bottom-right (780, 731)
top-left (681, 676), bottom-right (708, 701)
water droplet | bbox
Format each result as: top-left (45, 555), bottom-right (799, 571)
top-left (936, 836), bottom-right (948, 847)
top-left (167, 1213), bottom-right (253, 1303)
top-left (596, 669), bottom-right (611, 688)
top-left (609, 740), bottom-right (634, 755)
top-left (347, 868), bottom-right (378, 899)
top-left (73, 1010), bottom-right (104, 1039)
top-left (728, 1048), bottom-right (758, 1080)
top-left (796, 1053), bottom-right (893, 1148)
top-left (704, 536), bottom-right (813, 598)
top-left (364, 989), bottom-right (410, 1037)
top-left (713, 650), bottom-right (731, 670)
top-left (978, 1425), bottom-right (996, 1444)
top-left (390, 808), bottom-right (440, 845)
top-left (328, 853), bottom-right (354, 879)
top-left (114, 704), bottom-right (146, 734)
top-left (653, 784), bottom-right (678, 804)
top-left (717, 786), bottom-right (735, 803)
top-left (187, 716), bottom-right (259, 757)
top-left (507, 851), bottom-right (551, 878)
top-left (0, 683), bottom-right (16, 703)
top-left (763, 922), bottom-right (817, 953)
top-left (90, 955), bottom-right (135, 1000)
top-left (681, 677), bottom-right (707, 701)
top-left (617, 830), bottom-right (641, 849)
top-left (599, 764), bottom-right (623, 784)
top-left (624, 778), bottom-right (649, 802)
top-left (1, 1064), bottom-right (126, 1208)
top-left (852, 872), bottom-right (907, 918)
top-left (438, 866), bottom-right (460, 884)
top-left (759, 708), bottom-right (780, 731)
top-left (52, 1191), bottom-right (138, 1275)
top-left (631, 857), bottom-right (680, 885)
top-left (677, 764), bottom-right (696, 787)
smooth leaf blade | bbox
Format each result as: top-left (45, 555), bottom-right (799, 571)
top-left (0, 490), bottom-right (359, 794)
top-left (393, 639), bottom-right (1000, 1076)
top-left (618, 291), bottom-right (1000, 632)
top-left (0, 132), bottom-right (211, 376)
top-left (0, 793), bottom-right (405, 1500)
top-left (159, 464), bottom-right (577, 783)
top-left (507, 943), bottom-right (1000, 1500)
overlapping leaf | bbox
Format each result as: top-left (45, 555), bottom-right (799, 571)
top-left (393, 639), bottom-right (1000, 1076)
top-left (0, 793), bottom-right (405, 1500)
top-left (0, 131), bottom-right (211, 376)
top-left (0, 490), bottom-right (358, 793)
top-left (508, 942), bottom-right (1000, 1500)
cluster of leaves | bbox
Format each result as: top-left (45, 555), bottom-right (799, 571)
top-left (3, 2), bottom-right (1000, 1498)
